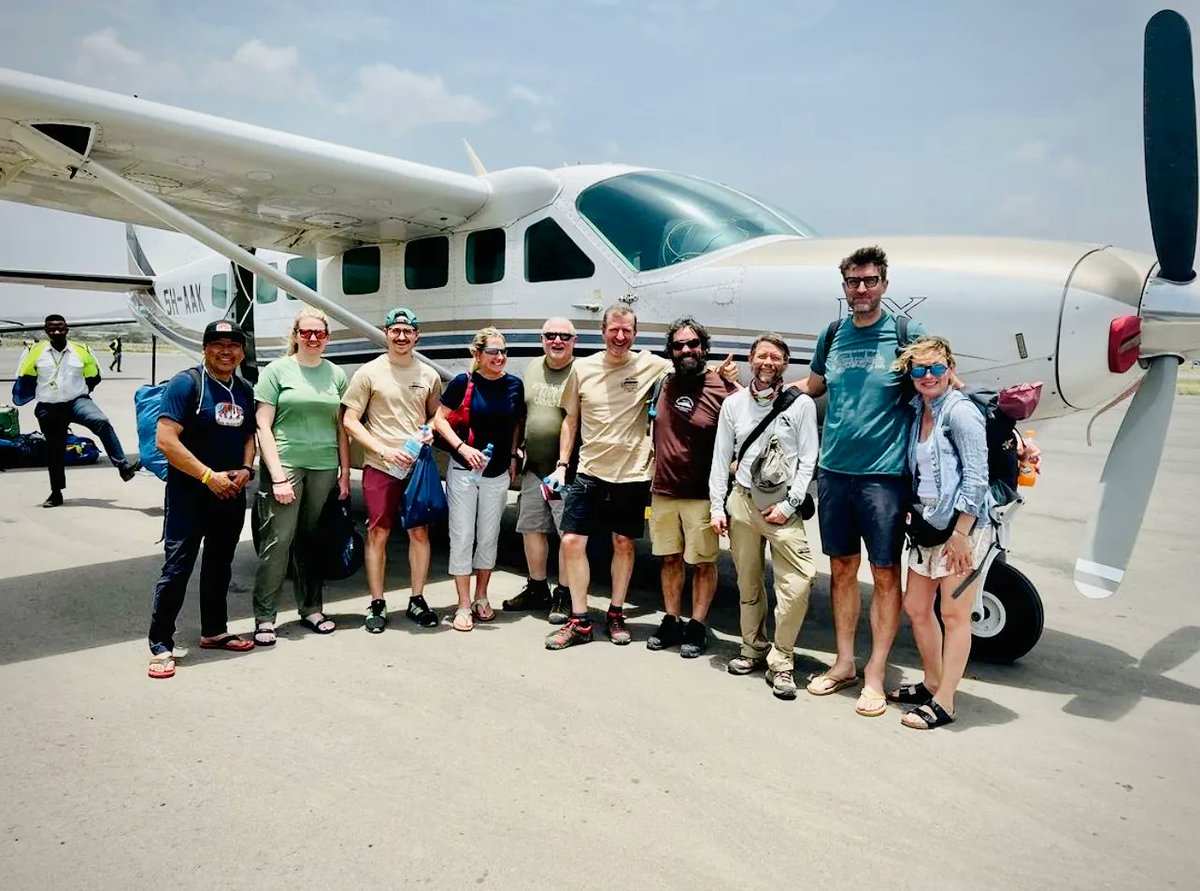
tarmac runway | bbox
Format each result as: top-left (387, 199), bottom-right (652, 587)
top-left (1, 347), bottom-right (1198, 889)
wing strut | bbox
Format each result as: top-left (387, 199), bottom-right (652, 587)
top-left (6, 122), bottom-right (457, 380)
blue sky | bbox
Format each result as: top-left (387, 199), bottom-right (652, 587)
top-left (1, 0), bottom-right (1198, 318)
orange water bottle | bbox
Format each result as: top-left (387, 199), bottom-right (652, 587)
top-left (1017, 429), bottom-right (1038, 487)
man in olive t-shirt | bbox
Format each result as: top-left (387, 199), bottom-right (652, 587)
top-left (503, 316), bottom-right (576, 620)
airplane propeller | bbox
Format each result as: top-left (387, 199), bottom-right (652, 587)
top-left (1074, 9), bottom-right (1197, 599)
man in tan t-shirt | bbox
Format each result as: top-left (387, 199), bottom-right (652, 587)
top-left (342, 307), bottom-right (442, 633)
top-left (544, 304), bottom-right (670, 650)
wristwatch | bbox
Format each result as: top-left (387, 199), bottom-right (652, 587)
top-left (786, 492), bottom-right (803, 509)
top-left (241, 464), bottom-right (256, 481)
top-left (556, 460), bottom-right (570, 468)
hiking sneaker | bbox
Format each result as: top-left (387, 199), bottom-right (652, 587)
top-left (766, 669), bottom-right (798, 700)
top-left (365, 599), bottom-right (388, 633)
top-left (503, 579), bottom-right (551, 611)
top-left (548, 586), bottom-right (571, 625)
top-left (605, 610), bottom-right (632, 646)
top-left (679, 619), bottom-right (708, 659)
top-left (405, 595), bottom-right (438, 628)
top-left (545, 617), bottom-right (593, 650)
top-left (646, 615), bottom-right (683, 651)
top-left (726, 654), bottom-right (766, 675)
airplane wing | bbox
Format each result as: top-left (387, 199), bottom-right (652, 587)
top-left (0, 68), bottom-right (526, 257)
top-left (0, 317), bottom-right (139, 333)
top-left (0, 269), bottom-right (153, 292)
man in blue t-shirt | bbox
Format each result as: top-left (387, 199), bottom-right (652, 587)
top-left (793, 245), bottom-right (926, 717)
top-left (146, 319), bottom-right (258, 679)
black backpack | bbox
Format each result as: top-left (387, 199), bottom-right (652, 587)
top-left (941, 388), bottom-right (1021, 509)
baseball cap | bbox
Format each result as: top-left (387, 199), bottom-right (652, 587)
top-left (384, 307), bottom-right (420, 329)
top-left (202, 318), bottom-right (247, 346)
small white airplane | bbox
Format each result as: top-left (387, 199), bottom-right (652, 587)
top-left (1, 12), bottom-right (1196, 662)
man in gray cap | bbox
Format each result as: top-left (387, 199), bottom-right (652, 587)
top-left (146, 318), bottom-right (258, 679)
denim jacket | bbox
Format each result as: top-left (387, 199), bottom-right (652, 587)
top-left (906, 388), bottom-right (993, 531)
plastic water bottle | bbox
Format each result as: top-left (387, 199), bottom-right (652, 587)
top-left (467, 443), bottom-right (494, 486)
top-left (1017, 429), bottom-right (1038, 487)
top-left (385, 425), bottom-right (430, 480)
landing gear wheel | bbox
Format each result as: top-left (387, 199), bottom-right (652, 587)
top-left (969, 561), bottom-right (1044, 664)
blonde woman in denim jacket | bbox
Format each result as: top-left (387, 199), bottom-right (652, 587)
top-left (888, 336), bottom-right (994, 729)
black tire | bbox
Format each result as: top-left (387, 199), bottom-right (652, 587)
top-left (969, 561), bottom-right (1044, 664)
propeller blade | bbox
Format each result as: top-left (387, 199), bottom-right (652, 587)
top-left (1144, 9), bottom-right (1198, 282)
top-left (1074, 357), bottom-right (1179, 598)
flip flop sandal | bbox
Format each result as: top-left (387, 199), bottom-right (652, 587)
top-left (300, 614), bottom-right (336, 634)
top-left (471, 599), bottom-right (495, 622)
top-left (855, 687), bottom-right (888, 718)
top-left (253, 626), bottom-right (277, 647)
top-left (452, 608), bottom-right (474, 632)
top-left (806, 673), bottom-right (858, 696)
top-left (199, 634), bottom-right (255, 652)
top-left (902, 700), bottom-right (956, 730)
top-left (887, 682), bottom-right (933, 704)
top-left (148, 654), bottom-right (175, 679)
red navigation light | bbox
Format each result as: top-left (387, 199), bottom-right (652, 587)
top-left (1107, 315), bottom-right (1142, 373)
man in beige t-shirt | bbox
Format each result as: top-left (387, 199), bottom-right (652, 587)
top-left (545, 304), bottom-right (670, 650)
top-left (342, 307), bottom-right (443, 633)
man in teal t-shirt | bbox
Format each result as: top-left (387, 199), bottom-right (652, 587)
top-left (794, 245), bottom-right (926, 716)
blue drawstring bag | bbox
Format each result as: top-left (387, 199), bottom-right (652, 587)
top-left (401, 444), bottom-right (448, 529)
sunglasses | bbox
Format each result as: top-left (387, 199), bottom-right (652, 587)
top-left (297, 329), bottom-right (328, 340)
top-left (909, 362), bottom-right (949, 379)
top-left (542, 332), bottom-right (575, 342)
top-left (670, 338), bottom-right (703, 350)
top-left (843, 276), bottom-right (882, 289)
top-left (481, 347), bottom-right (508, 356)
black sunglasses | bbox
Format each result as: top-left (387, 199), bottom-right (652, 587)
top-left (542, 332), bottom-right (575, 342)
top-left (670, 338), bottom-right (702, 350)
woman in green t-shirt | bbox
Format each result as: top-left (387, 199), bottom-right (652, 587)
top-left (251, 308), bottom-right (350, 645)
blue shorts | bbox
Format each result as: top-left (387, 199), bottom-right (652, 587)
top-left (816, 469), bottom-right (908, 566)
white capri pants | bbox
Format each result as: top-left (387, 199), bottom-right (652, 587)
top-left (446, 464), bottom-right (511, 576)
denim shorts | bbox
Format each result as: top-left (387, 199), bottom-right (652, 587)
top-left (816, 469), bottom-right (909, 566)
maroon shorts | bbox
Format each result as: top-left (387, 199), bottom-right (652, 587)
top-left (362, 465), bottom-right (406, 531)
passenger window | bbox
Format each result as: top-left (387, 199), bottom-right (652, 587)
top-left (211, 273), bottom-right (227, 309)
top-left (466, 229), bottom-right (505, 284)
top-left (285, 257), bottom-right (317, 299)
top-left (256, 262), bottom-right (278, 304)
top-left (405, 236), bottom-right (449, 290)
top-left (525, 218), bottom-right (594, 282)
top-left (343, 246), bottom-right (381, 295)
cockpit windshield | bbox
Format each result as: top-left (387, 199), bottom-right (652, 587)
top-left (575, 171), bottom-right (815, 272)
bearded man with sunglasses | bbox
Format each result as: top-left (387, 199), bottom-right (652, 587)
top-left (793, 245), bottom-right (928, 718)
top-left (503, 317), bottom-right (577, 622)
top-left (645, 317), bottom-right (738, 659)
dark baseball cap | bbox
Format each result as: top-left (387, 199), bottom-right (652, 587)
top-left (203, 319), bottom-right (247, 346)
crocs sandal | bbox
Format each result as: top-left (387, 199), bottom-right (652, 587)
top-left (199, 634), bottom-right (254, 652)
top-left (471, 599), bottom-right (495, 623)
top-left (148, 653), bottom-right (175, 679)
top-left (452, 608), bottom-right (474, 632)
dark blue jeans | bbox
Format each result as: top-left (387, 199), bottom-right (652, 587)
top-left (148, 479), bottom-right (246, 654)
top-left (34, 395), bottom-right (129, 492)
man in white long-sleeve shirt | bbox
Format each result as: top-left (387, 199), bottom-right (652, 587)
top-left (709, 333), bottom-right (818, 700)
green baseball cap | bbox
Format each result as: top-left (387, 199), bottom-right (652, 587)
top-left (383, 307), bottom-right (419, 328)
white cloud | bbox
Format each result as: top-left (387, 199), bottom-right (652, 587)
top-left (1011, 139), bottom-right (1050, 164)
top-left (202, 39), bottom-right (322, 102)
top-left (73, 28), bottom-right (152, 86)
top-left (509, 84), bottom-right (549, 106)
top-left (339, 64), bottom-right (492, 130)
